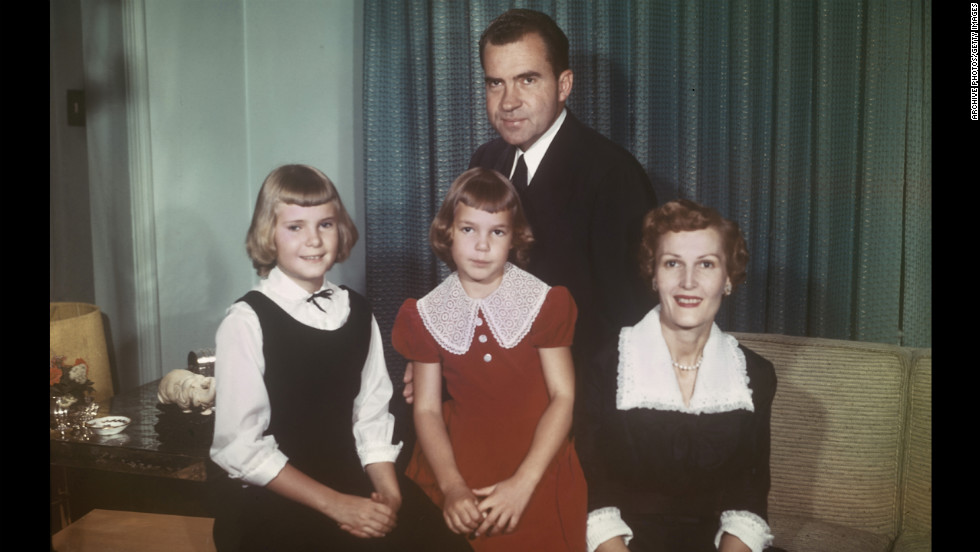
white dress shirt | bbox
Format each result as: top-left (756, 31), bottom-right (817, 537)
top-left (209, 267), bottom-right (402, 487)
top-left (508, 107), bottom-right (567, 186)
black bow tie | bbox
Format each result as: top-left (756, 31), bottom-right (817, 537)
top-left (306, 289), bottom-right (334, 312)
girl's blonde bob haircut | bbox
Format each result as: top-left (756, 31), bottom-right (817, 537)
top-left (430, 167), bottom-right (534, 271)
top-left (638, 198), bottom-right (749, 290)
top-left (246, 164), bottom-right (358, 277)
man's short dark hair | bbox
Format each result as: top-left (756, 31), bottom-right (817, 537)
top-left (479, 9), bottom-right (569, 77)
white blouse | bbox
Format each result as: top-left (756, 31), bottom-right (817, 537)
top-left (209, 267), bottom-right (402, 487)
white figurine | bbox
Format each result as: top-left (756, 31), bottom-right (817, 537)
top-left (158, 369), bottom-right (216, 415)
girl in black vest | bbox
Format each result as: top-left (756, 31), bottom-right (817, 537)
top-left (210, 164), bottom-right (470, 551)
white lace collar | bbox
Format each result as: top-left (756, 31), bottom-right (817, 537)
top-left (417, 263), bottom-right (550, 355)
top-left (617, 305), bottom-right (754, 414)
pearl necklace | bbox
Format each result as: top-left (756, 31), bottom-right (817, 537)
top-left (672, 354), bottom-right (703, 371)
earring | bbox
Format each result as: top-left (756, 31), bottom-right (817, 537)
top-left (724, 282), bottom-right (732, 296)
top-left (652, 279), bottom-right (658, 292)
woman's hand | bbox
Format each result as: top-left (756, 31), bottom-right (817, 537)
top-left (329, 492), bottom-right (397, 539)
top-left (441, 483), bottom-right (483, 535)
top-left (471, 474), bottom-right (536, 537)
top-left (402, 361), bottom-right (415, 404)
top-left (718, 532), bottom-right (751, 552)
top-left (595, 536), bottom-right (631, 552)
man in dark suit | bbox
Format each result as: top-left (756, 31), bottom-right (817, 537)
top-left (469, 8), bottom-right (657, 370)
top-left (404, 9), bottom-right (657, 407)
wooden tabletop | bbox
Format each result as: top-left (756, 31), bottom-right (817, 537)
top-left (51, 509), bottom-right (215, 552)
top-left (49, 379), bottom-right (212, 481)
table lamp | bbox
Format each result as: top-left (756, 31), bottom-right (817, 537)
top-left (50, 302), bottom-right (114, 405)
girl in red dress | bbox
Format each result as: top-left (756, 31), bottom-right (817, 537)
top-left (393, 167), bottom-right (588, 551)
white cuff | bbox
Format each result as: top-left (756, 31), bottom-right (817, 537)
top-left (243, 448), bottom-right (289, 487)
top-left (713, 510), bottom-right (773, 552)
top-left (587, 507), bottom-right (634, 552)
top-left (357, 441), bottom-right (404, 468)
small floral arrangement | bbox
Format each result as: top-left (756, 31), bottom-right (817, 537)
top-left (50, 356), bottom-right (95, 407)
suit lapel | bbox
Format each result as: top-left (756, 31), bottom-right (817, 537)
top-left (527, 112), bottom-right (580, 207)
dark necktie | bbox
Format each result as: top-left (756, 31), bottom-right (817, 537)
top-left (511, 153), bottom-right (528, 192)
top-left (306, 289), bottom-right (334, 312)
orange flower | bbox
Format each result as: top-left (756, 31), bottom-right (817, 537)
top-left (50, 355), bottom-right (94, 399)
top-left (50, 363), bottom-right (62, 386)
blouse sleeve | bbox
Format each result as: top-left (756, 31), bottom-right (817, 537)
top-left (392, 299), bottom-right (442, 363)
top-left (209, 302), bottom-right (288, 487)
top-left (714, 346), bottom-right (777, 552)
top-left (529, 286), bottom-right (578, 348)
top-left (351, 314), bottom-right (403, 467)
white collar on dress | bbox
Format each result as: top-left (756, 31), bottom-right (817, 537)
top-left (417, 263), bottom-right (550, 355)
top-left (616, 305), bottom-right (754, 414)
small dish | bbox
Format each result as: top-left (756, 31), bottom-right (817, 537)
top-left (85, 416), bottom-right (132, 436)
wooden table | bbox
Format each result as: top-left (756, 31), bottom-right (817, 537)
top-left (50, 379), bottom-right (217, 534)
top-left (50, 379), bottom-right (212, 481)
top-left (51, 509), bottom-right (216, 552)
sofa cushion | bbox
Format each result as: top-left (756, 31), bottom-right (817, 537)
top-left (730, 333), bottom-right (911, 548)
top-left (891, 532), bottom-right (932, 552)
top-left (768, 513), bottom-right (893, 552)
top-left (896, 351), bottom-right (931, 548)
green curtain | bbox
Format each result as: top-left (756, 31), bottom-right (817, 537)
top-left (364, 0), bottom-right (931, 377)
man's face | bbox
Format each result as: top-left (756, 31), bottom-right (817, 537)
top-left (482, 32), bottom-right (573, 151)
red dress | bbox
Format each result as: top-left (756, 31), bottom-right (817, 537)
top-left (393, 268), bottom-right (587, 552)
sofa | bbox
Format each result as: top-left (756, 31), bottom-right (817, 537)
top-left (729, 332), bottom-right (932, 552)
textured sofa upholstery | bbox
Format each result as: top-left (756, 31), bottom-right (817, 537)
top-left (730, 333), bottom-right (932, 552)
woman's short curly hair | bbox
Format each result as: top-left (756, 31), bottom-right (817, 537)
top-left (638, 198), bottom-right (749, 288)
top-left (430, 167), bottom-right (534, 271)
top-left (245, 164), bottom-right (358, 277)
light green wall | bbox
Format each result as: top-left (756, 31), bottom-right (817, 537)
top-left (61, 0), bottom-right (365, 389)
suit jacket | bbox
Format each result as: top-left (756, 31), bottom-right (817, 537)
top-left (469, 111), bottom-right (657, 369)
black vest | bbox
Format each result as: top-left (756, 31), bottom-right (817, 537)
top-left (239, 287), bottom-right (373, 494)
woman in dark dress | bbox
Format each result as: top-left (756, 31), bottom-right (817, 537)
top-left (576, 199), bottom-right (776, 552)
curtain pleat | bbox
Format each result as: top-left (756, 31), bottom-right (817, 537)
top-left (364, 0), bottom-right (931, 376)
top-left (809, 0), bottom-right (859, 341)
top-left (855, 0), bottom-right (915, 345)
top-left (364, 1), bottom-right (438, 377)
top-left (902, 0), bottom-right (931, 348)
top-left (768, 0), bottom-right (812, 338)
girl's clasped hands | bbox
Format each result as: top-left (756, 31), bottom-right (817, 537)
top-left (443, 475), bottom-right (535, 538)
